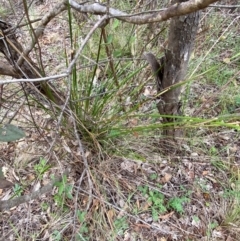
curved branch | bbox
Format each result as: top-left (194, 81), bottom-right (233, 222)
top-left (19, 0), bottom-right (67, 63)
top-left (68, 0), bottom-right (219, 24)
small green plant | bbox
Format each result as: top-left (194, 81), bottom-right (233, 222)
top-left (138, 185), bottom-right (149, 196)
top-left (41, 202), bottom-right (49, 211)
top-left (206, 221), bottom-right (219, 238)
top-left (113, 216), bottom-right (129, 236)
top-left (221, 173), bottom-right (240, 232)
top-left (138, 186), bottom-right (167, 221)
top-left (149, 173), bottom-right (158, 181)
top-left (209, 146), bottom-right (218, 156)
top-left (0, 7), bottom-right (8, 19)
top-left (34, 157), bottom-right (51, 179)
top-left (138, 185), bottom-right (190, 220)
top-left (75, 210), bottom-right (89, 240)
top-left (13, 184), bottom-right (24, 197)
top-left (51, 230), bottom-right (62, 241)
top-left (167, 196), bottom-right (190, 214)
top-left (54, 175), bottom-right (73, 207)
top-left (148, 190), bottom-right (167, 219)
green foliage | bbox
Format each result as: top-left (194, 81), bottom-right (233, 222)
top-left (34, 157), bottom-right (51, 179)
top-left (149, 173), bottom-right (158, 181)
top-left (148, 190), bottom-right (167, 216)
top-left (138, 186), bottom-right (166, 221)
top-left (54, 175), bottom-right (73, 207)
top-left (167, 197), bottom-right (190, 214)
top-left (138, 185), bottom-right (190, 220)
top-left (0, 124), bottom-right (25, 142)
top-left (41, 202), bottom-right (49, 211)
top-left (0, 7), bottom-right (8, 19)
top-left (51, 230), bottom-right (62, 241)
top-left (113, 217), bottom-right (129, 235)
top-left (13, 184), bottom-right (24, 197)
top-left (206, 221), bottom-right (219, 238)
top-left (77, 210), bottom-right (87, 223)
top-left (68, 37), bottom-right (147, 146)
top-left (76, 210), bottom-right (89, 240)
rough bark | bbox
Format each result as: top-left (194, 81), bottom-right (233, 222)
top-left (0, 20), bottom-right (63, 104)
top-left (145, 0), bottom-right (200, 140)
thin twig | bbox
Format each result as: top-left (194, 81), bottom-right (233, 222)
top-left (209, 4), bottom-right (240, 8)
top-left (66, 14), bottom-right (108, 74)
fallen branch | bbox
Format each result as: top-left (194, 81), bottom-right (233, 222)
top-left (0, 170), bottom-right (69, 211)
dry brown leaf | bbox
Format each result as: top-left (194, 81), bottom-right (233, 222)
top-left (162, 173), bottom-right (172, 183)
top-left (120, 160), bottom-right (136, 173)
top-left (142, 201), bottom-right (151, 211)
top-left (92, 198), bottom-right (100, 211)
top-left (187, 170), bottom-right (195, 181)
top-left (107, 209), bottom-right (115, 225)
top-left (62, 141), bottom-right (71, 153)
top-left (136, 199), bottom-right (140, 209)
top-left (159, 238), bottom-right (167, 241)
top-left (205, 175), bottom-right (217, 183)
top-left (223, 58), bottom-right (230, 64)
top-left (133, 223), bottom-right (150, 230)
top-left (85, 151), bottom-right (91, 158)
top-left (127, 118), bottom-right (138, 127)
top-left (27, 173), bottom-right (35, 181)
top-left (202, 170), bottom-right (209, 176)
top-left (226, 235), bottom-right (234, 241)
top-left (203, 192), bottom-right (210, 201)
top-left (159, 211), bottom-right (174, 220)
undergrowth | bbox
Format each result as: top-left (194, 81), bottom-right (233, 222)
top-left (0, 1), bottom-right (240, 241)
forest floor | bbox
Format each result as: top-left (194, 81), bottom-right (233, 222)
top-left (0, 1), bottom-right (240, 241)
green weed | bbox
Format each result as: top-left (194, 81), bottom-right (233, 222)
top-left (34, 157), bottom-right (51, 180)
top-left (113, 216), bottom-right (129, 236)
top-left (138, 185), bottom-right (190, 221)
top-left (53, 175), bottom-right (73, 208)
top-left (12, 184), bottom-right (24, 197)
top-left (167, 197), bottom-right (190, 214)
top-left (75, 210), bottom-right (89, 240)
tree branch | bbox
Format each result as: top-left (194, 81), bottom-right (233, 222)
top-left (0, 0), bottom-right (220, 83)
top-left (19, 0), bottom-right (67, 64)
top-left (209, 4), bottom-right (240, 8)
top-left (68, 0), bottom-right (219, 24)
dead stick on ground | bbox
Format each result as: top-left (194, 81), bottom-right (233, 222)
top-left (0, 170), bottom-right (69, 211)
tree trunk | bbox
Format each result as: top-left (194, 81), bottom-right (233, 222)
top-left (145, 0), bottom-right (200, 140)
top-left (0, 20), bottom-right (63, 105)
